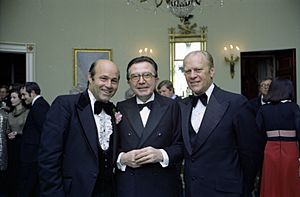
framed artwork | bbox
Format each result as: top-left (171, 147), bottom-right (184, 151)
top-left (73, 48), bottom-right (112, 87)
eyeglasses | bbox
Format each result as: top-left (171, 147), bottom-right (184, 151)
top-left (260, 83), bottom-right (271, 88)
top-left (129, 72), bottom-right (156, 82)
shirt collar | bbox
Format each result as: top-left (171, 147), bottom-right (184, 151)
top-left (194, 83), bottom-right (214, 103)
top-left (32, 95), bottom-right (41, 106)
top-left (281, 99), bottom-right (292, 103)
top-left (260, 95), bottom-right (266, 105)
top-left (88, 90), bottom-right (97, 112)
top-left (205, 83), bottom-right (214, 102)
top-left (136, 93), bottom-right (155, 104)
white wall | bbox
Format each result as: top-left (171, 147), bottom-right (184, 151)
top-left (0, 0), bottom-right (299, 103)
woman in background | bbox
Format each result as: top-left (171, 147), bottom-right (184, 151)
top-left (257, 78), bottom-right (300, 197)
top-left (6, 84), bottom-right (29, 197)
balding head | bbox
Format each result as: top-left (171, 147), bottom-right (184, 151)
top-left (88, 59), bottom-right (120, 102)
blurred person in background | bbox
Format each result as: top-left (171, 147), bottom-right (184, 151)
top-left (0, 85), bottom-right (12, 112)
top-left (19, 82), bottom-right (50, 197)
top-left (157, 80), bottom-right (182, 102)
top-left (249, 77), bottom-right (272, 114)
top-left (6, 84), bottom-right (30, 197)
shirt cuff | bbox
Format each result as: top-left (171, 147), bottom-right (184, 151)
top-left (159, 149), bottom-right (169, 167)
top-left (116, 152), bottom-right (127, 171)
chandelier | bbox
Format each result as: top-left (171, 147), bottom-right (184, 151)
top-left (126, 0), bottom-right (202, 19)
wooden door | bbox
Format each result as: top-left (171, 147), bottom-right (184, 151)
top-left (241, 48), bottom-right (296, 101)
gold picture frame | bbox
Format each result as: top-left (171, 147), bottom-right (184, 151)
top-left (73, 48), bottom-right (112, 87)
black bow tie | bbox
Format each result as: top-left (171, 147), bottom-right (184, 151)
top-left (191, 93), bottom-right (208, 107)
top-left (94, 101), bottom-right (114, 115)
top-left (137, 101), bottom-right (153, 111)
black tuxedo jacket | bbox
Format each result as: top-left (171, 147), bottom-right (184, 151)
top-left (116, 93), bottom-right (183, 197)
top-left (20, 96), bottom-right (50, 163)
top-left (38, 91), bottom-right (117, 197)
top-left (179, 86), bottom-right (264, 197)
top-left (248, 96), bottom-right (262, 115)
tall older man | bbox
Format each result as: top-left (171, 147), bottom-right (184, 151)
top-left (179, 51), bottom-right (264, 197)
top-left (39, 59), bottom-right (120, 197)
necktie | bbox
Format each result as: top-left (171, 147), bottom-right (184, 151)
top-left (191, 93), bottom-right (208, 107)
top-left (94, 101), bottom-right (114, 115)
top-left (137, 101), bottom-right (153, 111)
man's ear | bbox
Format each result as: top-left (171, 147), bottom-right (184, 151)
top-left (30, 90), bottom-right (36, 97)
top-left (210, 67), bottom-right (215, 78)
top-left (88, 73), bottom-right (93, 84)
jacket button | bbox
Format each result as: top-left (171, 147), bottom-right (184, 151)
top-left (128, 132), bottom-right (132, 136)
top-left (158, 132), bottom-right (162, 136)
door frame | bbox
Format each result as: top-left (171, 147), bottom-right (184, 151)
top-left (241, 48), bottom-right (296, 101)
top-left (0, 42), bottom-right (35, 81)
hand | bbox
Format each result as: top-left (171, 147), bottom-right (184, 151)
top-left (135, 146), bottom-right (163, 165)
top-left (8, 131), bottom-right (17, 140)
top-left (120, 149), bottom-right (142, 168)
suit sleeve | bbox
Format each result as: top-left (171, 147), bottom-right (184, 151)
top-left (32, 101), bottom-right (50, 135)
top-left (163, 101), bottom-right (184, 165)
top-left (38, 97), bottom-right (71, 197)
top-left (233, 98), bottom-right (265, 194)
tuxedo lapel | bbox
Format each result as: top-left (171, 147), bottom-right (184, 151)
top-left (138, 96), bottom-right (168, 147)
top-left (122, 98), bottom-right (144, 138)
top-left (76, 92), bottom-right (99, 159)
top-left (192, 88), bottom-right (228, 153)
top-left (180, 99), bottom-right (193, 155)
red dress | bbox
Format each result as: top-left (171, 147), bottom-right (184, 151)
top-left (256, 102), bottom-right (300, 197)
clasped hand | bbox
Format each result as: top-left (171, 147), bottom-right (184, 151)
top-left (7, 131), bottom-right (17, 140)
top-left (121, 146), bottom-right (163, 168)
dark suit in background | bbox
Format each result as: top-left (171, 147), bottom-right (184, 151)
top-left (248, 96), bottom-right (262, 115)
top-left (20, 94), bottom-right (50, 197)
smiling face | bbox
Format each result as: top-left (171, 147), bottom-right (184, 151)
top-left (88, 60), bottom-right (120, 102)
top-left (128, 61), bottom-right (159, 102)
top-left (183, 51), bottom-right (215, 95)
top-left (21, 87), bottom-right (34, 105)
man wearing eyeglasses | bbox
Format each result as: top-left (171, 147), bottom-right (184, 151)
top-left (249, 77), bottom-right (273, 114)
top-left (115, 56), bottom-right (183, 197)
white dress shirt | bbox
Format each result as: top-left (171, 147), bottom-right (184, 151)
top-left (191, 83), bottom-right (214, 132)
top-left (88, 90), bottom-right (113, 150)
top-left (117, 93), bottom-right (169, 171)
